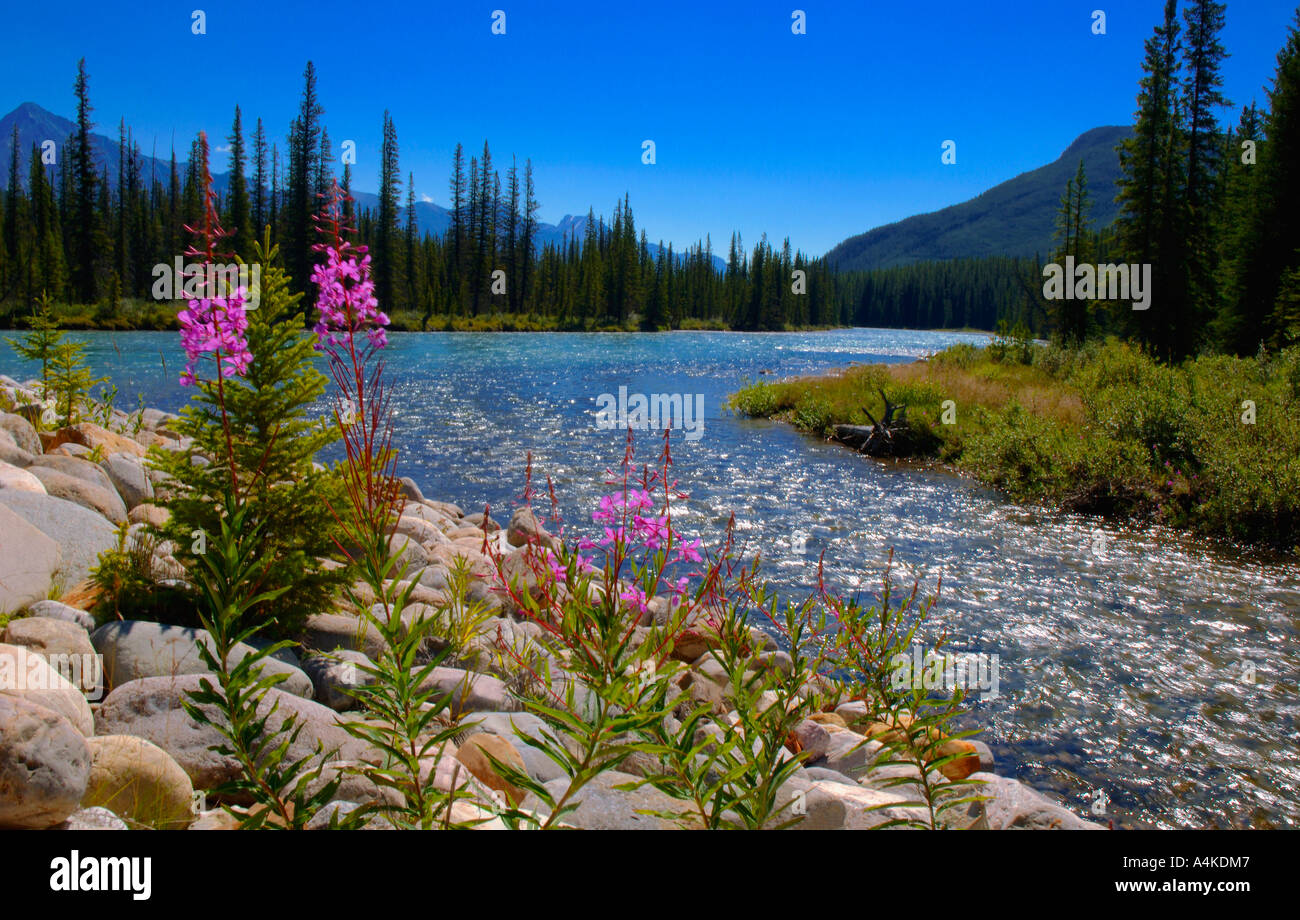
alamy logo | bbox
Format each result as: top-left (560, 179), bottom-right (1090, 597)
top-left (49, 851), bottom-right (151, 901)
top-left (1042, 256), bottom-right (1151, 310)
top-left (594, 386), bottom-right (705, 441)
top-left (0, 645), bottom-right (104, 701)
top-left (889, 644), bottom-right (1000, 700)
top-left (151, 258), bottom-right (261, 309)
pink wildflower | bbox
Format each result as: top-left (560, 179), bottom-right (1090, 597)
top-left (178, 289), bottom-right (252, 386)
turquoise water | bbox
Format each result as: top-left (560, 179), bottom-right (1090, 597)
top-left (6, 327), bottom-right (1299, 829)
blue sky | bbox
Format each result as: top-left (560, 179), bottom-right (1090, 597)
top-left (3, 0), bottom-right (1297, 254)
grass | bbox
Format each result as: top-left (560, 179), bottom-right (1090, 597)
top-left (728, 338), bottom-right (1300, 552)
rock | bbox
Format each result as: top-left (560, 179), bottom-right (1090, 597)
top-left (463, 511), bottom-right (500, 532)
top-left (455, 734), bottom-right (528, 807)
top-left (813, 780), bottom-right (932, 829)
top-left (391, 514), bottom-right (449, 551)
top-left (2, 617), bottom-right (99, 697)
top-left (397, 476), bottom-right (424, 502)
top-left (189, 808), bottom-right (240, 830)
top-left (792, 718), bottom-right (832, 761)
top-left (936, 738), bottom-right (981, 781)
top-left (415, 666), bottom-right (514, 718)
top-left (101, 453), bottom-right (154, 510)
top-left (0, 459), bottom-right (46, 493)
top-left (822, 730), bottom-right (881, 777)
top-left (426, 500), bottom-right (464, 519)
top-left (0, 642), bottom-right (95, 736)
top-left (0, 503), bottom-right (61, 612)
top-left (48, 443), bottom-right (92, 459)
top-left (302, 651), bottom-right (375, 711)
top-left (756, 650), bottom-right (794, 675)
top-left (834, 699), bottom-right (872, 727)
top-left (971, 739), bottom-right (996, 772)
top-left (95, 675), bottom-right (375, 792)
top-left (459, 711), bottom-right (566, 784)
top-left (302, 613), bottom-right (388, 661)
top-left (671, 628), bottom-right (714, 663)
top-left (527, 771), bottom-right (690, 829)
top-left (127, 503), bottom-right (170, 528)
top-left (26, 599), bottom-right (96, 632)
top-left (46, 422), bottom-right (145, 458)
top-left (0, 695), bottom-right (91, 828)
top-left (974, 773), bottom-right (1105, 830)
top-left (0, 429), bottom-right (35, 467)
top-left (0, 412), bottom-right (41, 455)
top-left (506, 506), bottom-right (553, 548)
top-left (804, 766), bottom-right (861, 786)
top-left (764, 775), bottom-right (846, 830)
top-left (28, 454), bottom-right (116, 493)
top-left (305, 800), bottom-right (394, 830)
top-left (808, 711), bottom-right (849, 729)
top-left (0, 490), bottom-right (117, 589)
top-left (91, 621), bottom-right (315, 699)
top-left (54, 806), bottom-right (129, 830)
top-left (83, 735), bottom-right (195, 829)
top-left (671, 672), bottom-right (728, 719)
top-left (27, 466), bottom-right (128, 524)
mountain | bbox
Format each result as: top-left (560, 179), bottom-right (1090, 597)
top-left (0, 102), bottom-right (724, 269)
top-left (825, 125), bottom-right (1133, 272)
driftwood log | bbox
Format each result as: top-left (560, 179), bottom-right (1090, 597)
top-left (832, 388), bottom-right (909, 457)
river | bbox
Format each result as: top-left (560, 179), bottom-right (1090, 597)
top-left (7, 327), bottom-right (1298, 829)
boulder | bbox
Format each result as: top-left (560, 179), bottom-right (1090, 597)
top-left (506, 507), bottom-right (555, 549)
top-left (46, 422), bottom-right (145, 458)
top-left (28, 454), bottom-right (116, 493)
top-left (302, 650), bottom-right (375, 711)
top-left (764, 775), bottom-right (847, 830)
top-left (455, 733), bottom-right (528, 807)
top-left (91, 620), bottom-right (314, 699)
top-left (25, 599), bottom-right (96, 632)
top-left (0, 695), bottom-right (91, 828)
top-left (0, 459), bottom-right (46, 493)
top-left (53, 806), bottom-right (129, 830)
top-left (415, 666), bottom-right (515, 718)
top-left (2, 617), bottom-right (99, 697)
top-left (974, 773), bottom-right (1105, 830)
top-left (0, 429), bottom-right (35, 467)
top-left (0, 412), bottom-right (41, 455)
top-left (792, 718), bottom-right (832, 761)
top-left (813, 780), bottom-right (932, 829)
top-left (397, 476), bottom-right (424, 502)
top-left (301, 613), bottom-right (388, 661)
top-left (0, 503), bottom-right (61, 612)
top-left (27, 466), bottom-right (127, 524)
top-left (94, 675), bottom-right (375, 792)
top-left (0, 642), bottom-right (95, 736)
top-left (127, 503), bottom-right (170, 528)
top-left (0, 490), bottom-right (117, 589)
top-left (463, 511), bottom-right (500, 532)
top-left (526, 770), bottom-right (690, 829)
top-left (83, 734), bottom-right (195, 829)
top-left (101, 453), bottom-right (154, 510)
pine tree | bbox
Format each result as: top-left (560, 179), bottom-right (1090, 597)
top-left (251, 117), bottom-right (268, 238)
top-left (151, 230), bottom-right (347, 637)
top-left (285, 61), bottom-right (324, 295)
top-left (1116, 0), bottom-right (1184, 356)
top-left (1180, 0), bottom-right (1231, 354)
top-left (226, 106), bottom-right (250, 256)
top-left (69, 59), bottom-right (99, 304)
top-left (376, 110), bottom-right (401, 309)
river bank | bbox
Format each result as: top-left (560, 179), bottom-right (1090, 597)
top-left (0, 368), bottom-right (1108, 831)
top-left (728, 338), bottom-right (1300, 554)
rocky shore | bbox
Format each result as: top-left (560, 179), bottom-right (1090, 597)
top-left (0, 372), bottom-right (1103, 831)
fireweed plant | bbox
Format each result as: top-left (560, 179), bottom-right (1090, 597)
top-left (175, 134), bottom-right (345, 829)
top-left (309, 181), bottom-right (471, 829)
top-left (481, 428), bottom-right (985, 829)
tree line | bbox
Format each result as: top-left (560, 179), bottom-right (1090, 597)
top-left (0, 60), bottom-right (845, 331)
